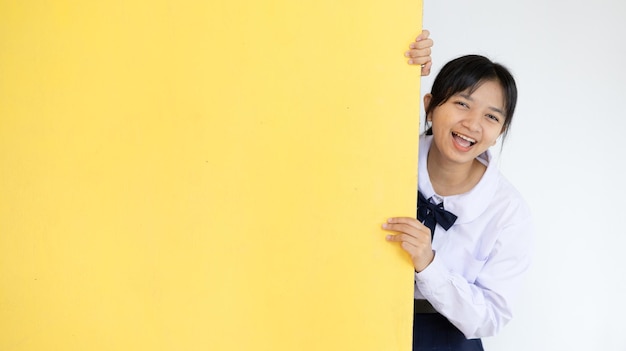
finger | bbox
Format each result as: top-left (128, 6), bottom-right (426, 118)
top-left (385, 233), bottom-right (419, 246)
top-left (383, 223), bottom-right (429, 240)
top-left (383, 218), bottom-right (430, 236)
top-left (415, 29), bottom-right (430, 41)
top-left (421, 61), bottom-right (432, 76)
top-left (407, 55), bottom-right (431, 66)
top-left (387, 234), bottom-right (430, 260)
top-left (405, 47), bottom-right (432, 60)
top-left (386, 217), bottom-right (421, 225)
top-left (385, 232), bottom-right (407, 242)
top-left (383, 224), bottom-right (420, 237)
top-left (400, 240), bottom-right (419, 253)
top-left (409, 38), bottom-right (433, 51)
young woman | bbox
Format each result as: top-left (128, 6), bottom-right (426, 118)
top-left (385, 33), bottom-right (533, 351)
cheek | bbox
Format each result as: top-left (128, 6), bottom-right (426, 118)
top-left (486, 129), bottom-right (503, 146)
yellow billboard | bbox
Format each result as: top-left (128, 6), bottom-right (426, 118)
top-left (0, 1), bottom-right (422, 349)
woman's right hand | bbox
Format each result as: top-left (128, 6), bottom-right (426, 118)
top-left (405, 29), bottom-right (433, 76)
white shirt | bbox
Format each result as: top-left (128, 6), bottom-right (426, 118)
top-left (415, 135), bottom-right (533, 339)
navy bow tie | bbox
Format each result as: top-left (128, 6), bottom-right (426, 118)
top-left (417, 191), bottom-right (458, 238)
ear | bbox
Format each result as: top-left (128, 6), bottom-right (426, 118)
top-left (423, 94), bottom-right (432, 121)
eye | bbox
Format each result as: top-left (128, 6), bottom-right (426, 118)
top-left (455, 101), bottom-right (469, 108)
top-left (486, 114), bottom-right (501, 123)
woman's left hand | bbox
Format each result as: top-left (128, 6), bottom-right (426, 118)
top-left (383, 217), bottom-right (434, 272)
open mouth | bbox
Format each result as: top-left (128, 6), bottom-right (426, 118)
top-left (452, 132), bottom-right (476, 148)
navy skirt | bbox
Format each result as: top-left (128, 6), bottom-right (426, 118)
top-left (413, 313), bottom-right (484, 351)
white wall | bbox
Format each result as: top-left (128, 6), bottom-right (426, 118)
top-left (422, 1), bottom-right (626, 350)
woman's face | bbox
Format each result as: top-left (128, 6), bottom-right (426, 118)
top-left (425, 79), bottom-right (506, 166)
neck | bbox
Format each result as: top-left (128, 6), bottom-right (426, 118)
top-left (426, 147), bottom-right (486, 196)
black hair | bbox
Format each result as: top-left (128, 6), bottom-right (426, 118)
top-left (424, 54), bottom-right (517, 142)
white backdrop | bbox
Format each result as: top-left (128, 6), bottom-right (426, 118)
top-left (421, 1), bottom-right (626, 350)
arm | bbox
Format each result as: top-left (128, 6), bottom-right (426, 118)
top-left (384, 209), bottom-right (534, 338)
top-left (415, 215), bottom-right (534, 338)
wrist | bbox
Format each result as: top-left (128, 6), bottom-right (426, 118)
top-left (414, 250), bottom-right (435, 273)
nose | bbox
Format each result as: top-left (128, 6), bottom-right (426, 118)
top-left (461, 110), bottom-right (482, 132)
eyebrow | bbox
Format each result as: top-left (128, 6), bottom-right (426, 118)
top-left (459, 93), bottom-right (505, 116)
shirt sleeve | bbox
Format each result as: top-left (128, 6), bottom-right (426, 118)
top-left (415, 214), bottom-right (534, 339)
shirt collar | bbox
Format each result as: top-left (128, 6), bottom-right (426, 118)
top-left (418, 135), bottom-right (499, 224)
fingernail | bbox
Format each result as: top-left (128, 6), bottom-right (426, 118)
top-left (408, 59), bottom-right (414, 64)
top-left (382, 223), bottom-right (388, 229)
top-left (409, 43), bottom-right (416, 49)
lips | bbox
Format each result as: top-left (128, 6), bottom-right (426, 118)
top-left (452, 132), bottom-right (476, 148)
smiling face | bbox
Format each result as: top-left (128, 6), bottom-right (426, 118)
top-left (425, 79), bottom-right (506, 167)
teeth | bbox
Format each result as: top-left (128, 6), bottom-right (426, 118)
top-left (453, 132), bottom-right (476, 145)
